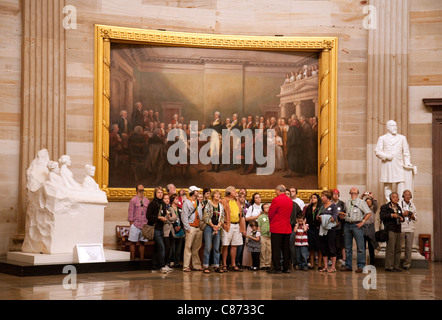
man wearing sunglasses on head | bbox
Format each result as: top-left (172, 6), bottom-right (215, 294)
top-left (128, 185), bottom-right (150, 260)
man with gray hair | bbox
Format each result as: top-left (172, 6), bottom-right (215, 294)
top-left (267, 185), bottom-right (293, 274)
top-left (131, 102), bottom-right (144, 128)
top-left (166, 184), bottom-right (177, 196)
top-left (221, 186), bottom-right (245, 272)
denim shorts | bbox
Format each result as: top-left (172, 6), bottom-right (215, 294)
top-left (128, 224), bottom-right (149, 243)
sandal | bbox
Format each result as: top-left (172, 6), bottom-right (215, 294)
top-left (231, 266), bottom-right (243, 272)
top-left (203, 268), bottom-right (211, 274)
top-left (214, 268), bottom-right (223, 273)
top-left (222, 266), bottom-right (228, 273)
top-left (183, 268), bottom-right (192, 272)
top-left (319, 267), bottom-right (328, 273)
top-left (327, 268), bottom-right (337, 273)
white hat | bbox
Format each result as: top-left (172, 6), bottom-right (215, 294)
top-left (188, 186), bottom-right (200, 192)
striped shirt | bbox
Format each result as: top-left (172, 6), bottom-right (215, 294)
top-left (294, 223), bottom-right (309, 246)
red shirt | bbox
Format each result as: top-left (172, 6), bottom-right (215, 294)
top-left (268, 194), bottom-right (293, 234)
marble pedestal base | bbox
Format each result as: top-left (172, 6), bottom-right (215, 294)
top-left (7, 249), bottom-right (130, 265)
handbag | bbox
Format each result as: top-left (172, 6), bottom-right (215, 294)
top-left (142, 223), bottom-right (155, 240)
top-left (375, 222), bottom-right (389, 242)
top-left (142, 203), bottom-right (162, 241)
top-left (199, 203), bottom-right (207, 231)
top-left (199, 219), bottom-right (207, 231)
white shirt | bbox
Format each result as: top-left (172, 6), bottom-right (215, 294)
top-left (400, 200), bottom-right (417, 233)
top-left (246, 203), bottom-right (262, 219)
top-left (292, 197), bottom-right (305, 211)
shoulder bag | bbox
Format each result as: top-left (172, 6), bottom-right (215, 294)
top-left (375, 221), bottom-right (389, 243)
top-left (142, 203), bottom-right (162, 241)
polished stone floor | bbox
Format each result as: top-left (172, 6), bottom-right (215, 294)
top-left (1, 262), bottom-right (441, 300)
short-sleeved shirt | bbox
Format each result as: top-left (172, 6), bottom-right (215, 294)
top-left (229, 199), bottom-right (240, 223)
top-left (344, 198), bottom-right (371, 223)
top-left (257, 214), bottom-right (270, 237)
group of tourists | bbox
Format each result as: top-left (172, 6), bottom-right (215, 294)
top-left (127, 184), bottom-right (417, 274)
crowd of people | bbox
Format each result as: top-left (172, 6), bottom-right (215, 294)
top-left (127, 183), bottom-right (418, 274)
top-left (109, 102), bottom-right (319, 186)
top-left (283, 63), bottom-right (319, 85)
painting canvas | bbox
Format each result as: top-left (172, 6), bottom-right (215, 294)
top-left (108, 42), bottom-right (320, 190)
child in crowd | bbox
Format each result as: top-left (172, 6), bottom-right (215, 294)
top-left (257, 203), bottom-right (271, 270)
top-left (247, 220), bottom-right (261, 270)
top-left (294, 213), bottom-right (309, 271)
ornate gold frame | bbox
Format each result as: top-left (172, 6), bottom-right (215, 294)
top-left (94, 24), bottom-right (338, 202)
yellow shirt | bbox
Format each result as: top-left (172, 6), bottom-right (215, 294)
top-left (229, 200), bottom-right (240, 223)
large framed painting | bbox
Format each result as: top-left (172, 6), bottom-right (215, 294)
top-left (94, 25), bottom-right (338, 201)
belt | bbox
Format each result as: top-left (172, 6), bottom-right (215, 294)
top-left (346, 221), bottom-right (362, 224)
top-left (231, 222), bottom-right (239, 224)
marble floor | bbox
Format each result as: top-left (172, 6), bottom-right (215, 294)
top-left (1, 262), bottom-right (441, 301)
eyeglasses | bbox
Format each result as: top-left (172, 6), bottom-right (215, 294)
top-left (140, 201), bottom-right (144, 207)
top-left (138, 189), bottom-right (144, 193)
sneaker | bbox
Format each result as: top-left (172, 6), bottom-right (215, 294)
top-left (165, 265), bottom-right (173, 272)
top-left (160, 267), bottom-right (169, 274)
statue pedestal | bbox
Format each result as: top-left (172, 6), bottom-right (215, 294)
top-left (7, 249), bottom-right (130, 265)
top-left (47, 202), bottom-right (105, 254)
top-left (22, 198), bottom-right (109, 255)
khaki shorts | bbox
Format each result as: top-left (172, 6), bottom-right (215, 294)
top-left (221, 223), bottom-right (243, 246)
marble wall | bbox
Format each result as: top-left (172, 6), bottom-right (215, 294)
top-left (0, 0), bottom-right (439, 254)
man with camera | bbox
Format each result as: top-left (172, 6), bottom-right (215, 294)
top-left (380, 192), bottom-right (405, 272)
top-left (340, 187), bottom-right (372, 273)
top-left (400, 190), bottom-right (417, 270)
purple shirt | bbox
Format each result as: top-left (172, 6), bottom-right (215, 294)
top-left (128, 196), bottom-right (149, 229)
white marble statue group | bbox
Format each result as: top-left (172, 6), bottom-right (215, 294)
top-left (22, 149), bottom-right (107, 254)
top-left (27, 149), bottom-right (103, 199)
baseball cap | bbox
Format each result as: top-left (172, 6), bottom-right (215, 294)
top-left (188, 186), bottom-right (200, 192)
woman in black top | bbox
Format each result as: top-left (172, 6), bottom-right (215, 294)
top-left (380, 192), bottom-right (404, 271)
top-left (146, 186), bottom-right (169, 272)
top-left (305, 193), bottom-right (322, 269)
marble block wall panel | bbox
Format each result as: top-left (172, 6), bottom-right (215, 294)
top-left (0, 0), bottom-right (21, 253)
top-left (407, 1), bottom-right (442, 244)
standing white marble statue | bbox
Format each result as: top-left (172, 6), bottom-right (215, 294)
top-left (375, 120), bottom-right (415, 201)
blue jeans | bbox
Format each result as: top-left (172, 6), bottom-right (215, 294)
top-left (153, 229), bottom-right (165, 269)
top-left (296, 246), bottom-right (309, 269)
top-left (170, 237), bottom-right (183, 265)
top-left (203, 225), bottom-right (221, 267)
top-left (343, 222), bottom-right (366, 269)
